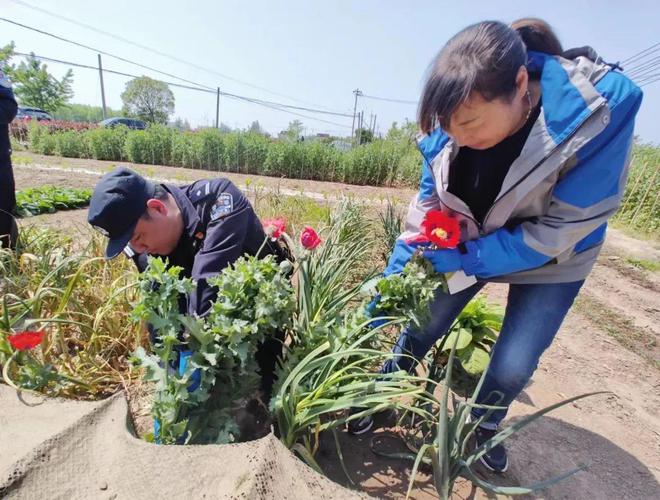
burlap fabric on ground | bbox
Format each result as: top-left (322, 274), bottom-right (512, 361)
top-left (0, 385), bottom-right (368, 499)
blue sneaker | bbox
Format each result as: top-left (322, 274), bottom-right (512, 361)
top-left (474, 425), bottom-right (509, 473)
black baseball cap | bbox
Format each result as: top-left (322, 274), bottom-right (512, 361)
top-left (87, 167), bottom-right (156, 259)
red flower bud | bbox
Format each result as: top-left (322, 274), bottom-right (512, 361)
top-left (300, 226), bottom-right (321, 250)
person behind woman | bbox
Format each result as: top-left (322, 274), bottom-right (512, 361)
top-left (0, 65), bottom-right (18, 249)
top-left (348, 18), bottom-right (643, 473)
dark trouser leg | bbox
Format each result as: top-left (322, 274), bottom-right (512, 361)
top-left (0, 155), bottom-right (17, 249)
top-left (472, 280), bottom-right (585, 428)
top-left (380, 281), bottom-right (485, 374)
top-left (255, 329), bottom-right (285, 398)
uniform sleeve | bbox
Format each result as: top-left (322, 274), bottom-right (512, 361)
top-left (188, 181), bottom-right (252, 317)
top-left (0, 79), bottom-right (18, 125)
top-left (460, 74), bottom-right (643, 278)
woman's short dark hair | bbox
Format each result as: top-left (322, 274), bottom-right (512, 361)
top-left (418, 19), bottom-right (562, 134)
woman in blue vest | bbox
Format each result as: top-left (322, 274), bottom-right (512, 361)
top-left (348, 18), bottom-right (643, 473)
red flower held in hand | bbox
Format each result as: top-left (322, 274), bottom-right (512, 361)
top-left (262, 217), bottom-right (287, 239)
top-left (8, 330), bottom-right (45, 351)
top-left (422, 210), bottom-right (461, 248)
top-left (422, 210), bottom-right (460, 248)
top-left (407, 210), bottom-right (460, 248)
top-left (300, 226), bottom-right (321, 250)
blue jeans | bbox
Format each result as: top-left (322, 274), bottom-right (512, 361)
top-left (381, 280), bottom-right (585, 427)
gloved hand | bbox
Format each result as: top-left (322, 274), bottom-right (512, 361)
top-left (178, 350), bottom-right (201, 392)
top-left (154, 349), bottom-right (201, 442)
top-left (384, 240), bottom-right (423, 276)
top-left (365, 294), bottom-right (388, 329)
top-left (422, 247), bottom-right (463, 274)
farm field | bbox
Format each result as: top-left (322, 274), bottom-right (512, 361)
top-left (4, 154), bottom-right (660, 499)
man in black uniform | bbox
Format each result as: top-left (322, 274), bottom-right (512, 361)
top-left (88, 166), bottom-right (288, 394)
top-left (0, 66), bottom-right (18, 249)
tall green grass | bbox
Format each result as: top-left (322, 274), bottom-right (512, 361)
top-left (614, 145), bottom-right (660, 238)
top-left (18, 122), bottom-right (422, 187)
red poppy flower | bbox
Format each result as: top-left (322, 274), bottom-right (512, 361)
top-left (406, 210), bottom-right (460, 248)
top-left (262, 217), bottom-right (286, 239)
top-left (300, 226), bottom-right (321, 250)
top-left (8, 330), bottom-right (45, 351)
top-left (422, 210), bottom-right (460, 248)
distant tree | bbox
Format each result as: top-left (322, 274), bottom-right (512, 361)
top-left (219, 122), bottom-right (232, 133)
top-left (0, 42), bottom-right (14, 69)
top-left (386, 119), bottom-right (418, 144)
top-left (281, 119), bottom-right (304, 141)
top-left (1, 44), bottom-right (74, 113)
top-left (355, 127), bottom-right (374, 144)
top-left (53, 103), bottom-right (122, 122)
top-left (248, 120), bottom-right (264, 134)
top-left (171, 117), bottom-right (192, 131)
top-left (121, 76), bottom-right (174, 124)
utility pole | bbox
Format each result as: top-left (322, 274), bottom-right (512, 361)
top-left (215, 87), bottom-right (220, 129)
top-left (372, 114), bottom-right (377, 136)
top-left (351, 88), bottom-right (361, 140)
top-left (97, 54), bottom-right (107, 120)
top-left (357, 110), bottom-right (364, 144)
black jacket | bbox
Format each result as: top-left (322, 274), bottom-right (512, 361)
top-left (128, 178), bottom-right (288, 317)
top-left (0, 75), bottom-right (18, 159)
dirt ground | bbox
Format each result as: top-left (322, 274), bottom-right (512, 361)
top-left (11, 155), bottom-right (660, 499)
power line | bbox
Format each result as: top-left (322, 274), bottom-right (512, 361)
top-left (12, 51), bottom-right (352, 128)
top-left (621, 42), bottom-right (660, 66)
top-left (14, 52), bottom-right (351, 117)
top-left (218, 92), bottom-right (351, 117)
top-left (2, 16), bottom-right (352, 118)
top-left (12, 52), bottom-right (217, 93)
top-left (224, 95), bottom-right (351, 128)
top-left (637, 73), bottom-right (660, 84)
top-left (628, 61), bottom-right (660, 80)
top-left (0, 17), bottom-right (216, 91)
top-left (7, 0), bottom-right (346, 113)
top-left (640, 75), bottom-right (660, 87)
top-left (625, 54), bottom-right (660, 74)
top-left (360, 93), bottom-right (418, 105)
top-left (631, 68), bottom-right (660, 83)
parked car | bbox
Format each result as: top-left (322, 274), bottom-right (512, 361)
top-left (99, 117), bottom-right (147, 130)
top-left (15, 106), bottom-right (53, 121)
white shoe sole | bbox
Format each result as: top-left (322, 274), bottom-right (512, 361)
top-left (479, 455), bottom-right (508, 473)
top-left (348, 418), bottom-right (374, 435)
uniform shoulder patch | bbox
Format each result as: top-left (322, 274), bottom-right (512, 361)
top-left (190, 181), bottom-right (213, 203)
top-left (210, 193), bottom-right (233, 221)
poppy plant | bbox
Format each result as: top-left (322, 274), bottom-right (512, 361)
top-left (300, 226), bottom-right (321, 250)
top-left (8, 330), bottom-right (45, 351)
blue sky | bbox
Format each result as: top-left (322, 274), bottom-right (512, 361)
top-left (1, 0), bottom-right (658, 143)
